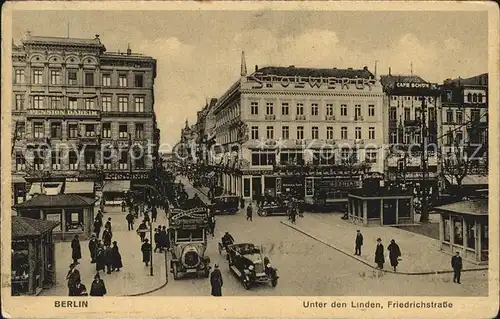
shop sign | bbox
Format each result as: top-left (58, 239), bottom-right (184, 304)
top-left (249, 73), bottom-right (377, 91)
top-left (27, 109), bottom-right (100, 118)
top-left (65, 177), bottom-right (79, 182)
top-left (104, 172), bottom-right (149, 180)
top-left (282, 183), bottom-right (303, 187)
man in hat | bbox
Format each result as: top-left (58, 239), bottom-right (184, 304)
top-left (354, 230), bottom-right (363, 256)
top-left (66, 263), bottom-right (80, 296)
top-left (105, 218), bottom-right (112, 232)
top-left (210, 264), bottom-right (223, 296)
top-left (90, 273), bottom-right (107, 296)
top-left (374, 238), bottom-right (385, 269)
top-left (88, 234), bottom-right (98, 263)
top-left (246, 203), bottom-right (253, 222)
top-left (141, 238), bottom-right (152, 266)
top-left (388, 239), bottom-right (402, 272)
top-left (137, 220), bottom-right (148, 242)
top-left (451, 252), bottom-right (463, 284)
top-left (126, 211), bottom-right (135, 231)
top-left (71, 235), bottom-right (82, 265)
top-left (93, 217), bottom-right (103, 239)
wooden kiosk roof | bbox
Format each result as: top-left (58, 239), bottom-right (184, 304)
top-left (12, 216), bottom-right (60, 239)
top-left (433, 199), bottom-right (488, 216)
top-left (13, 194), bottom-right (96, 209)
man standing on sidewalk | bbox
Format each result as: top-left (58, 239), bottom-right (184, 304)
top-left (126, 211), bottom-right (135, 231)
top-left (451, 252), bottom-right (463, 284)
top-left (141, 239), bottom-right (152, 266)
top-left (354, 230), bottom-right (363, 256)
top-left (246, 203), bottom-right (253, 221)
top-left (374, 238), bottom-right (385, 270)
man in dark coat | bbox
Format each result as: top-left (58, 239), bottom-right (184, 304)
top-left (66, 263), bottom-right (80, 296)
top-left (161, 226), bottom-right (169, 251)
top-left (71, 235), bottom-right (82, 264)
top-left (137, 221), bottom-right (147, 242)
top-left (451, 252), bottom-right (463, 284)
top-left (354, 230), bottom-right (363, 256)
top-left (121, 200), bottom-right (127, 212)
top-left (134, 204), bottom-right (140, 218)
top-left (387, 239), bottom-right (402, 271)
top-left (104, 218), bottom-right (112, 231)
top-left (73, 280), bottom-right (88, 296)
top-left (246, 204), bottom-right (253, 221)
top-left (153, 228), bottom-right (161, 253)
top-left (126, 212), bottom-right (135, 231)
top-left (96, 210), bottom-right (104, 222)
top-left (210, 264), bottom-right (223, 296)
top-left (111, 241), bottom-right (123, 272)
top-left (102, 228), bottom-right (112, 247)
top-left (240, 197), bottom-right (245, 209)
top-left (95, 244), bottom-right (106, 273)
top-left (141, 239), bottom-right (152, 266)
top-left (104, 245), bottom-right (113, 274)
top-left (90, 273), bottom-right (107, 296)
top-left (93, 218), bottom-right (102, 239)
top-left (88, 234), bottom-right (98, 263)
top-left (151, 205), bottom-right (158, 223)
top-left (374, 238), bottom-right (385, 269)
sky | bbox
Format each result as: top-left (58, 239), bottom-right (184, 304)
top-left (11, 9), bottom-right (488, 146)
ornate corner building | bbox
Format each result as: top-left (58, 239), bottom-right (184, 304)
top-left (11, 34), bottom-right (159, 204)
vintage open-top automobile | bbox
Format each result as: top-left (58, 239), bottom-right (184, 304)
top-left (227, 243), bottom-right (278, 290)
top-left (210, 195), bottom-right (240, 215)
top-left (257, 199), bottom-right (289, 217)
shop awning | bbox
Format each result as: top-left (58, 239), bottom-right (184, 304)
top-left (103, 180), bottom-right (131, 193)
top-left (65, 181), bottom-right (95, 194)
top-left (28, 182), bottom-right (63, 196)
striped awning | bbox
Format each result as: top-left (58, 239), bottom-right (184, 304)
top-left (103, 180), bottom-right (130, 193)
top-left (65, 181), bottom-right (95, 194)
top-left (28, 182), bottom-right (63, 196)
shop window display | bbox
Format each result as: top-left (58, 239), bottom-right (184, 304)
top-left (466, 220), bottom-right (476, 249)
top-left (443, 215), bottom-right (450, 242)
top-left (65, 209), bottom-right (84, 232)
top-left (453, 216), bottom-right (463, 246)
top-left (11, 241), bottom-right (30, 295)
top-left (367, 199), bottom-right (380, 219)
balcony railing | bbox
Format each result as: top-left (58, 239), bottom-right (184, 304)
top-left (325, 115), bottom-right (336, 121)
top-left (264, 114), bottom-right (276, 121)
top-left (296, 115), bottom-right (306, 121)
top-left (404, 119), bottom-right (420, 126)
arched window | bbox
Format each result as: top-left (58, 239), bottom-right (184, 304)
top-left (467, 93), bottom-right (472, 102)
top-left (473, 93), bottom-right (477, 102)
top-left (478, 93), bottom-right (483, 103)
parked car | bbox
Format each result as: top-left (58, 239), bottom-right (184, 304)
top-left (227, 243), bottom-right (278, 290)
top-left (210, 195), bottom-right (240, 215)
top-left (257, 199), bottom-right (289, 217)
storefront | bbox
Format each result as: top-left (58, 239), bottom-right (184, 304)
top-left (279, 176), bottom-right (305, 199)
top-left (13, 194), bottom-right (96, 241)
top-left (11, 216), bottom-right (59, 295)
top-left (12, 175), bottom-right (27, 205)
top-left (434, 199), bottom-right (488, 264)
top-left (347, 188), bottom-right (415, 226)
top-left (102, 172), bottom-right (146, 205)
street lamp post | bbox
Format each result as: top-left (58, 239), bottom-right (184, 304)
top-left (149, 219), bottom-right (153, 276)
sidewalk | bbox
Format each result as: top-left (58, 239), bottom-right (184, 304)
top-left (281, 214), bottom-right (487, 275)
top-left (176, 176), bottom-right (211, 205)
top-left (41, 206), bottom-right (168, 296)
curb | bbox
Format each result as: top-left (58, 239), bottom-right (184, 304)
top-left (280, 221), bottom-right (488, 276)
top-left (124, 253), bottom-right (169, 296)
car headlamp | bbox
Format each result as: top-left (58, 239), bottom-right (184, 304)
top-left (248, 265), bottom-right (254, 270)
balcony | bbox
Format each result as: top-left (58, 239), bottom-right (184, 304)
top-left (354, 116), bottom-right (364, 121)
top-left (264, 114), bottom-right (276, 121)
top-left (295, 139), bottom-right (306, 146)
top-left (326, 140), bottom-right (336, 145)
top-left (26, 108), bottom-right (101, 119)
top-left (295, 115), bottom-right (306, 121)
top-left (404, 119), bottom-right (420, 126)
top-left (389, 119), bottom-right (398, 129)
top-left (325, 115), bottom-right (336, 121)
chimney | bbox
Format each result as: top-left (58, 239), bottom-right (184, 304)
top-left (363, 66), bottom-right (368, 71)
top-left (240, 51), bottom-right (247, 76)
top-left (127, 43), bottom-right (131, 55)
top-left (389, 67), bottom-right (392, 76)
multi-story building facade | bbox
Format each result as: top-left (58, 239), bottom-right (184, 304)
top-left (439, 73), bottom-right (488, 193)
top-left (380, 73), bottom-right (441, 195)
top-left (208, 54), bottom-right (385, 202)
top-left (11, 34), bottom-right (158, 204)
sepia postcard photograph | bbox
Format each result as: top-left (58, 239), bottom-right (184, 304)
top-left (1, 1), bottom-right (499, 318)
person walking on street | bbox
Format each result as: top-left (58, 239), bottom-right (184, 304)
top-left (104, 218), bottom-right (112, 232)
top-left (290, 206), bottom-right (297, 224)
top-left (134, 204), bottom-right (140, 218)
top-left (451, 252), bottom-right (463, 284)
top-left (210, 264), bottom-right (223, 296)
top-left (137, 220), bottom-right (147, 242)
top-left (66, 263), bottom-right (80, 296)
top-left (104, 245), bottom-right (113, 274)
top-left (141, 238), bottom-right (152, 266)
top-left (102, 228), bottom-right (112, 247)
top-left (154, 228), bottom-right (161, 253)
top-left (96, 210), bottom-right (104, 223)
top-left (143, 211), bottom-right (150, 224)
top-left (71, 235), bottom-right (82, 265)
top-left (93, 217), bottom-right (102, 239)
top-left (240, 196), bottom-right (245, 209)
top-left (126, 211), bottom-right (135, 231)
top-left (121, 200), bottom-right (127, 212)
top-left (95, 244), bottom-right (106, 273)
top-left (387, 239), bottom-right (402, 272)
top-left (246, 204), bottom-right (253, 221)
top-left (111, 241), bottom-right (123, 272)
top-left (88, 234), bottom-right (98, 263)
top-left (374, 238), bottom-right (385, 270)
top-left (161, 226), bottom-right (169, 251)
top-left (73, 280), bottom-right (88, 296)
top-left (354, 230), bottom-right (363, 256)
top-left (151, 205), bottom-right (158, 223)
top-left (90, 273), bottom-right (107, 296)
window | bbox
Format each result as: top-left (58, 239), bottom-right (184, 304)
top-left (478, 93), bottom-right (483, 103)
top-left (326, 104), bottom-right (334, 116)
top-left (33, 96), bottom-right (44, 109)
top-left (134, 149), bottom-right (145, 169)
top-left (85, 98), bottom-right (95, 110)
top-left (102, 123), bottom-right (111, 138)
top-left (251, 126), bottom-right (259, 139)
top-left (296, 126), bottom-right (304, 140)
top-left (266, 126), bottom-right (274, 139)
top-left (135, 73), bottom-right (144, 87)
top-left (341, 104), bottom-right (347, 116)
top-left (466, 220), bottom-right (475, 249)
top-left (119, 124), bottom-right (128, 138)
top-left (33, 69), bottom-right (43, 84)
top-left (15, 152), bottom-right (26, 171)
top-left (15, 94), bottom-right (24, 111)
top-left (102, 74), bottom-right (111, 87)
top-left (467, 93), bottom-right (472, 102)
top-left (85, 151), bottom-right (96, 170)
top-left (447, 130), bottom-right (453, 146)
top-left (281, 103), bottom-right (289, 115)
top-left (355, 127), bottom-right (362, 139)
top-left (102, 96), bottom-right (112, 112)
top-left (456, 131), bottom-right (463, 145)
top-left (365, 151), bottom-right (378, 163)
top-left (15, 69), bottom-right (25, 84)
top-left (33, 122), bottom-right (44, 138)
top-left (369, 127), bottom-right (375, 139)
top-left (118, 97), bottom-right (128, 112)
top-left (33, 153), bottom-right (45, 170)
top-left (84, 72), bottom-right (94, 86)
top-left (472, 93), bottom-right (477, 103)
top-left (51, 151), bottom-right (61, 170)
top-left (280, 150), bottom-right (303, 166)
top-left (119, 151), bottom-right (129, 170)
top-left (68, 70), bottom-right (77, 85)
top-left (415, 108), bottom-right (423, 122)
top-left (251, 150), bottom-right (276, 166)
top-left (404, 133), bottom-right (411, 144)
top-left (250, 102), bottom-right (259, 115)
top-left (69, 151), bottom-right (79, 170)
top-left (446, 109), bottom-right (453, 123)
top-left (68, 123), bottom-right (78, 138)
top-left (456, 110), bottom-right (463, 124)
top-left (16, 122), bottom-right (25, 139)
top-left (135, 97), bottom-right (145, 112)
top-left (341, 148), bottom-right (353, 164)
top-left (453, 216), bottom-right (464, 246)
top-left (68, 98), bottom-right (78, 110)
top-left (119, 74), bottom-right (128, 87)
top-left (266, 102), bottom-right (274, 115)
top-left (326, 127), bottom-right (334, 140)
top-left (428, 107), bottom-right (435, 122)
top-left (313, 150), bottom-right (335, 165)
top-left (65, 209), bottom-right (84, 232)
top-left (311, 103), bottom-right (319, 116)
top-left (341, 127), bottom-right (347, 139)
top-left (414, 132), bottom-right (421, 144)
top-left (282, 126), bottom-right (289, 139)
top-left (404, 108), bottom-right (410, 121)
top-left (471, 109), bottom-right (480, 122)
top-left (85, 124), bottom-right (96, 137)
top-left (368, 104), bottom-right (375, 116)
top-left (390, 132), bottom-right (397, 144)
top-left (296, 103), bottom-right (304, 115)
top-left (389, 107), bottom-right (397, 120)
top-left (103, 150), bottom-right (112, 169)
top-left (354, 105), bottom-right (361, 118)
top-left (50, 122), bottom-right (62, 139)
top-left (50, 70), bottom-right (61, 85)
top-left (311, 126), bottom-right (319, 139)
top-left (50, 97), bottom-right (61, 109)
top-left (135, 123), bottom-right (144, 139)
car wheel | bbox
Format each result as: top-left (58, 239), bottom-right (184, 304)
top-left (172, 263), bottom-right (179, 280)
top-left (243, 279), bottom-right (251, 290)
top-left (260, 209), bottom-right (267, 217)
top-left (271, 278), bottom-right (278, 287)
